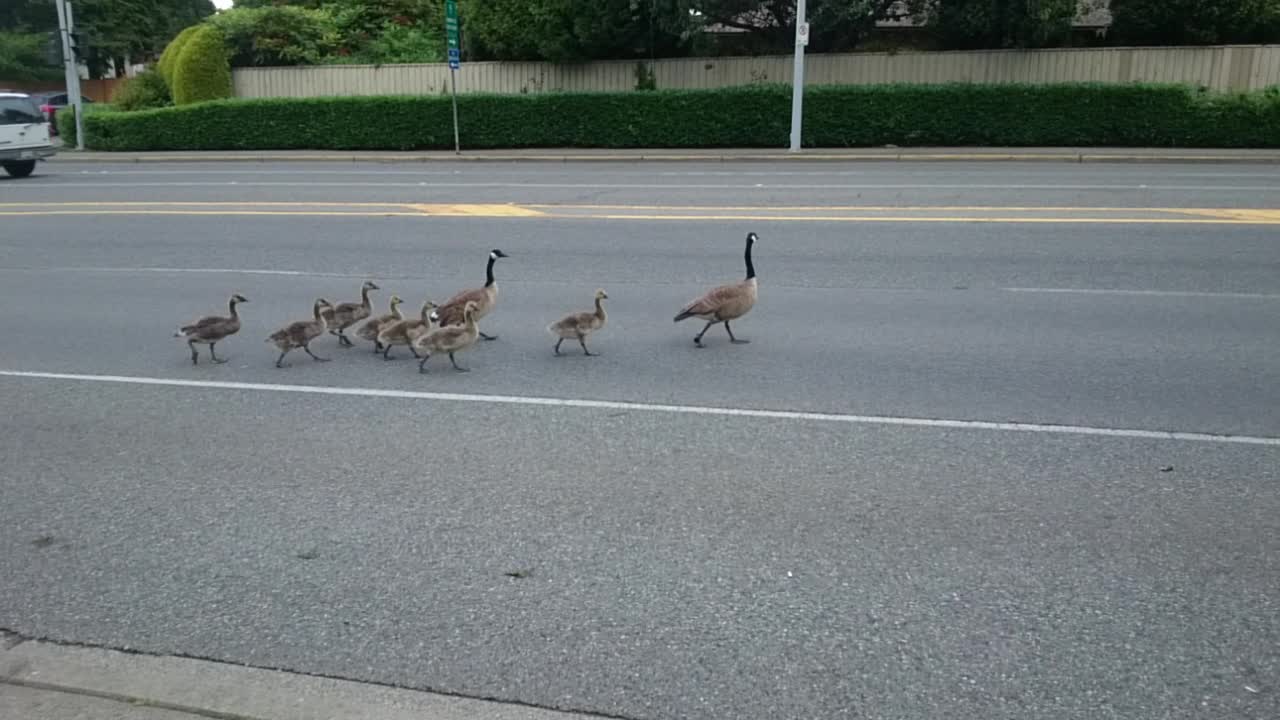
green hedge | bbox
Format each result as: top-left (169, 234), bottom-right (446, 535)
top-left (55, 104), bottom-right (109, 146)
top-left (81, 83), bottom-right (1280, 151)
top-left (172, 25), bottom-right (232, 106)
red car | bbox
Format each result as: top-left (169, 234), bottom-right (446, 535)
top-left (30, 92), bottom-right (94, 135)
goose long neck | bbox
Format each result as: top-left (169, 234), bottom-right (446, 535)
top-left (594, 297), bottom-right (606, 319)
top-left (228, 298), bottom-right (239, 318)
top-left (744, 239), bottom-right (756, 280)
top-left (360, 286), bottom-right (371, 307)
top-left (312, 302), bottom-right (323, 322)
top-left (484, 256), bottom-right (496, 288)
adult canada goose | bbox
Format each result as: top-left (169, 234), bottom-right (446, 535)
top-left (548, 289), bottom-right (608, 356)
top-left (267, 299), bottom-right (333, 368)
top-left (355, 295), bottom-right (405, 353)
top-left (673, 232), bottom-right (758, 347)
top-left (414, 301), bottom-right (480, 373)
top-left (329, 280), bottom-right (379, 346)
top-left (175, 293), bottom-right (247, 365)
top-left (377, 300), bottom-right (438, 360)
top-left (433, 249), bottom-right (508, 341)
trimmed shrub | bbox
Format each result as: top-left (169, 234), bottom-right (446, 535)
top-left (56, 106), bottom-right (77, 146)
top-left (112, 70), bottom-right (172, 111)
top-left (79, 83), bottom-right (1280, 151)
top-left (157, 26), bottom-right (201, 88)
top-left (55, 102), bottom-right (109, 146)
top-left (172, 25), bottom-right (233, 106)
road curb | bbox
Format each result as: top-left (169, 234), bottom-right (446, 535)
top-left (0, 632), bottom-right (598, 720)
top-left (45, 151), bottom-right (1280, 165)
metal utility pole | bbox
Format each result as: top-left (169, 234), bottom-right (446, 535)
top-left (788, 0), bottom-right (809, 153)
top-left (53, 0), bottom-right (85, 150)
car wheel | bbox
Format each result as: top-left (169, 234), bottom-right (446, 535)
top-left (2, 160), bottom-right (37, 178)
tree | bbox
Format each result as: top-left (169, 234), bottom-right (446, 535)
top-left (0, 31), bottom-right (61, 82)
top-left (0, 1), bottom-right (57, 34)
top-left (208, 6), bottom-right (341, 66)
top-left (905, 0), bottom-right (1077, 49)
top-left (461, 0), bottom-right (692, 62)
top-left (1109, 0), bottom-right (1280, 46)
top-left (218, 0), bottom-right (446, 64)
top-left (0, 0), bottom-right (216, 78)
top-left (685, 0), bottom-right (909, 55)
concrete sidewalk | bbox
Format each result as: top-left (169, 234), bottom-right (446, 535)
top-left (45, 146), bottom-right (1280, 164)
top-left (0, 632), bottom-right (596, 720)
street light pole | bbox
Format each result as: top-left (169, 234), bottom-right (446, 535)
top-left (53, 0), bottom-right (85, 149)
top-left (788, 0), bottom-right (808, 152)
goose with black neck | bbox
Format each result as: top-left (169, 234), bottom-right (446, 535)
top-left (433, 249), bottom-right (509, 341)
top-left (673, 232), bottom-right (759, 348)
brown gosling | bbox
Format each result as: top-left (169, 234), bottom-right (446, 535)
top-left (267, 298), bottom-right (333, 368)
top-left (432, 249), bottom-right (508, 341)
top-left (319, 302), bottom-right (337, 334)
top-left (548, 289), bottom-right (608, 356)
top-left (376, 300), bottom-right (439, 360)
top-left (355, 295), bottom-right (404, 353)
top-left (328, 280), bottom-right (379, 347)
top-left (175, 293), bottom-right (248, 365)
top-left (673, 232), bottom-right (758, 347)
top-left (414, 301), bottom-right (480, 373)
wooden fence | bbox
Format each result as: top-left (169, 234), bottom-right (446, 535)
top-left (0, 77), bottom-right (128, 102)
top-left (233, 44), bottom-right (1280, 98)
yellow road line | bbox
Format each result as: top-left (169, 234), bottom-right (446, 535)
top-left (1171, 208), bottom-right (1280, 222)
top-left (405, 203), bottom-right (546, 217)
top-left (0, 210), bottom-right (432, 217)
top-left (548, 213), bottom-right (1280, 225)
top-left (525, 203), bottom-right (1278, 214)
top-left (0, 201), bottom-right (410, 207)
top-left (3, 202), bottom-right (1279, 224)
top-left (4, 210), bottom-right (1277, 224)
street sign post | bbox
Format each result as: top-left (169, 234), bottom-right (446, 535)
top-left (445, 0), bottom-right (460, 154)
top-left (788, 0), bottom-right (807, 153)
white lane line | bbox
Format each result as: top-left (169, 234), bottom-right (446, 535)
top-left (63, 169), bottom-right (1280, 179)
top-left (5, 269), bottom-right (1279, 299)
top-left (8, 181), bottom-right (1280, 192)
top-left (22, 267), bottom-right (352, 277)
top-left (1004, 287), bottom-right (1280, 300)
top-left (2, 370), bottom-right (1277, 447)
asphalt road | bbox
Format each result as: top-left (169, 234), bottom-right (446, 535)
top-left (1, 160), bottom-right (1278, 720)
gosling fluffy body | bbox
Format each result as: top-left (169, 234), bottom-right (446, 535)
top-left (377, 300), bottom-right (438, 359)
top-left (415, 300), bottom-right (481, 373)
top-left (268, 298), bottom-right (333, 368)
top-left (548, 289), bottom-right (608, 356)
top-left (328, 281), bottom-right (379, 346)
top-left (355, 295), bottom-right (405, 352)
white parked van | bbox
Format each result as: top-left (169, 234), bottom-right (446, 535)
top-left (0, 92), bottom-right (57, 178)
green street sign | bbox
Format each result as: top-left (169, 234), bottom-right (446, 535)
top-left (445, 0), bottom-right (459, 49)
